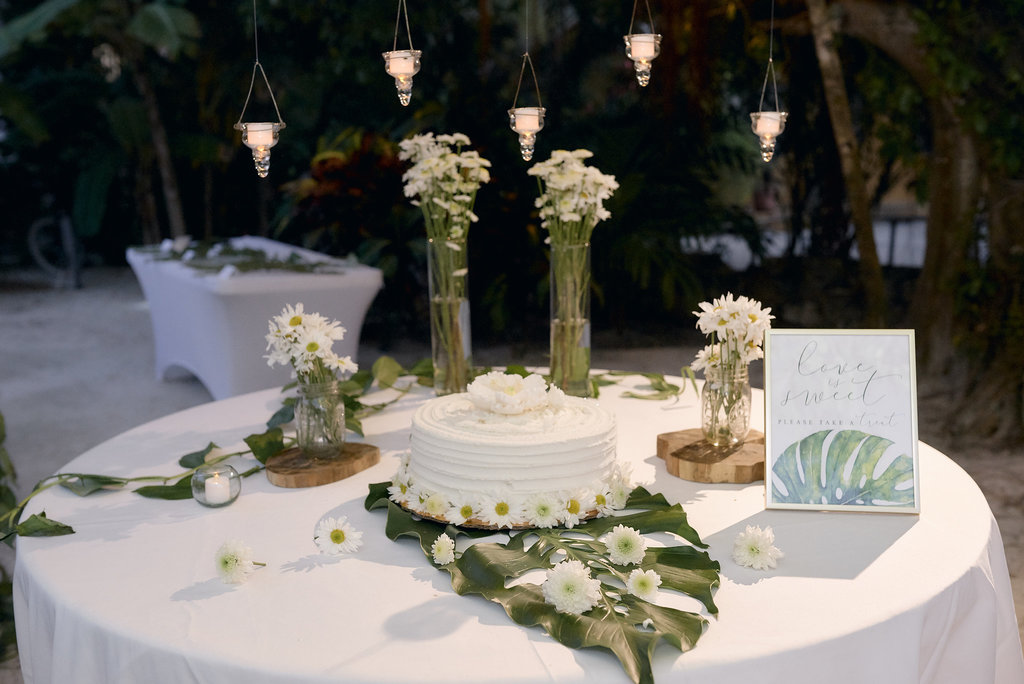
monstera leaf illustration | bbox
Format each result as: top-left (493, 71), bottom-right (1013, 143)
top-left (771, 429), bottom-right (915, 507)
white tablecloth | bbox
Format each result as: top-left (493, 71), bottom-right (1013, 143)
top-left (127, 236), bottom-right (383, 400)
top-left (14, 376), bottom-right (1024, 683)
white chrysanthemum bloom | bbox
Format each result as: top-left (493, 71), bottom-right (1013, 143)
top-left (732, 524), bottom-right (784, 570)
top-left (524, 492), bottom-right (562, 528)
top-left (215, 540), bottom-right (258, 584)
top-left (626, 568), bottom-right (662, 602)
top-left (422, 492), bottom-right (448, 518)
top-left (446, 497), bottom-right (477, 526)
top-left (467, 372), bottom-right (556, 415)
top-left (478, 493), bottom-right (521, 528)
top-left (431, 533), bottom-right (457, 565)
top-left (315, 516), bottom-right (363, 555)
top-left (541, 559), bottom-right (602, 615)
top-left (561, 490), bottom-right (596, 529)
top-left (604, 525), bottom-right (647, 566)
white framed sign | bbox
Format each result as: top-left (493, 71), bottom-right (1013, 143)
top-left (764, 329), bottom-right (920, 513)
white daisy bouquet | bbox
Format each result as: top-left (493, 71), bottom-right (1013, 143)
top-left (399, 132), bottom-right (491, 395)
top-left (264, 303), bottom-right (357, 385)
top-left (691, 293), bottom-right (773, 377)
top-left (398, 132), bottom-right (491, 244)
top-left (691, 293), bottom-right (772, 445)
top-left (528, 149), bottom-right (619, 246)
top-left (265, 303), bottom-right (357, 455)
top-left (528, 150), bottom-right (618, 396)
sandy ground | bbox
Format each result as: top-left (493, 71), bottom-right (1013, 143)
top-left (0, 266), bottom-right (1021, 680)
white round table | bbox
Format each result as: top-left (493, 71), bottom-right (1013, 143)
top-left (14, 376), bottom-right (1024, 683)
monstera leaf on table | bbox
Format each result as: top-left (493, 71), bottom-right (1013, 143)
top-left (366, 484), bottom-right (720, 684)
top-left (771, 429), bottom-right (915, 507)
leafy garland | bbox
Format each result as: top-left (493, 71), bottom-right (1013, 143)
top-left (365, 483), bottom-right (719, 684)
top-left (135, 241), bottom-right (349, 275)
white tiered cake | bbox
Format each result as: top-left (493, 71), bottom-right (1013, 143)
top-left (389, 372), bottom-right (631, 529)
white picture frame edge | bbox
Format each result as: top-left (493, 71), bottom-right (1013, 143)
top-left (763, 328), bottom-right (921, 514)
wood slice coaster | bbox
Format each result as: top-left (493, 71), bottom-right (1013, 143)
top-left (265, 442), bottom-right (380, 488)
top-left (656, 428), bottom-right (766, 484)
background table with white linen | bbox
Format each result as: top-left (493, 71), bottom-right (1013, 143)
top-left (14, 376), bottom-right (1024, 683)
top-left (126, 235), bottom-right (383, 400)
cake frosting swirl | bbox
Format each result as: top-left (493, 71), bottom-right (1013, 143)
top-left (389, 371), bottom-right (630, 529)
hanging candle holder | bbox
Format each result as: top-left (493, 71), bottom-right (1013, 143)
top-left (623, 0), bottom-right (662, 87)
top-left (750, 0), bottom-right (787, 162)
top-left (233, 1), bottom-right (285, 178)
top-left (382, 0), bottom-right (421, 106)
top-left (508, 53), bottom-right (546, 161)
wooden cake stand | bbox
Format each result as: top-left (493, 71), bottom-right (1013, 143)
top-left (656, 428), bottom-right (765, 484)
top-left (265, 442), bottom-right (380, 488)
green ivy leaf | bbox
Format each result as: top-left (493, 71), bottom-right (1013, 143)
top-left (244, 427), bottom-right (285, 464)
top-left (266, 403), bottom-right (294, 430)
top-left (59, 474), bottom-right (129, 497)
top-left (372, 356), bottom-right (404, 388)
top-left (178, 442), bottom-right (216, 469)
top-left (16, 512), bottom-right (74, 537)
top-left (771, 429), bottom-right (916, 507)
top-left (134, 474), bottom-right (193, 500)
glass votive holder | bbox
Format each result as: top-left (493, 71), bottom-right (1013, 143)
top-left (191, 464), bottom-right (241, 507)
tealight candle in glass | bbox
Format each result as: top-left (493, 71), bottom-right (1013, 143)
top-left (191, 464), bottom-right (241, 507)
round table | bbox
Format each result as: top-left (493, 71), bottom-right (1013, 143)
top-left (14, 376), bottom-right (1024, 683)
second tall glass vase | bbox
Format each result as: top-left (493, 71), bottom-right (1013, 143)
top-left (427, 237), bottom-right (472, 395)
top-left (549, 242), bottom-right (591, 397)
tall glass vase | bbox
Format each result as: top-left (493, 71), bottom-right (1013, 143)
top-left (427, 237), bottom-right (472, 395)
top-left (700, 365), bottom-right (752, 447)
top-left (549, 242), bottom-right (591, 397)
top-left (295, 380), bottom-right (346, 459)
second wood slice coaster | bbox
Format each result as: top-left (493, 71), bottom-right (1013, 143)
top-left (265, 442), bottom-right (380, 488)
top-left (656, 428), bottom-right (765, 484)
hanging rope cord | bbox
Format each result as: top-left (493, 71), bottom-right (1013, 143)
top-left (512, 0), bottom-right (543, 108)
top-left (628, 0), bottom-right (656, 35)
top-left (392, 0), bottom-right (415, 51)
top-left (235, 0), bottom-right (285, 128)
top-left (758, 0), bottom-right (780, 113)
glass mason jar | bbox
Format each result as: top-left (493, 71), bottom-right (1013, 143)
top-left (700, 365), bottom-right (752, 447)
top-left (295, 380), bottom-right (346, 459)
top-left (549, 242), bottom-right (591, 397)
top-left (427, 237), bottom-right (472, 395)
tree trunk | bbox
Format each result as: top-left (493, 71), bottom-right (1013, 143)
top-left (806, 0), bottom-right (887, 327)
top-left (131, 63), bottom-right (188, 240)
top-left (834, 0), bottom-right (982, 373)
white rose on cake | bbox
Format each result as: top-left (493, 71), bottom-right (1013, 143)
top-left (467, 371), bottom-right (565, 415)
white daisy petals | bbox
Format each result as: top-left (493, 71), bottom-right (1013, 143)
top-left (314, 516), bottom-right (363, 555)
top-left (732, 524), bottom-right (784, 570)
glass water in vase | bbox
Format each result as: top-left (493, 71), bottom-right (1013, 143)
top-left (427, 237), bottom-right (472, 395)
top-left (549, 242), bottom-right (591, 397)
top-left (700, 365), bottom-right (752, 447)
top-left (295, 380), bottom-right (346, 459)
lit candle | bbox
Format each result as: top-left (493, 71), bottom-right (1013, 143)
top-left (205, 472), bottom-right (231, 505)
top-left (513, 109), bottom-right (541, 133)
top-left (755, 112), bottom-right (783, 137)
top-left (246, 123), bottom-right (275, 147)
top-left (388, 54), bottom-right (416, 76)
top-left (629, 34), bottom-right (657, 59)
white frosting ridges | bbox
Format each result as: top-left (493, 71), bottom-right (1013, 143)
top-left (388, 373), bottom-right (630, 529)
top-left (408, 394), bottom-right (617, 496)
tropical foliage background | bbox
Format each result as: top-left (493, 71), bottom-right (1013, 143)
top-left (1, 0), bottom-right (1021, 444)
